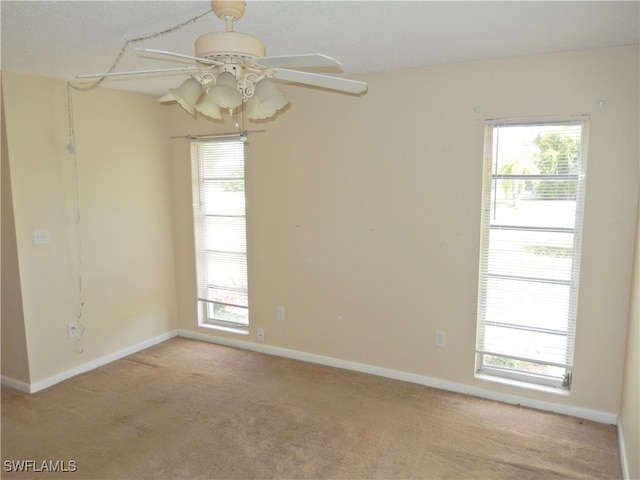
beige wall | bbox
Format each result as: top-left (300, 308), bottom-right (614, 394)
top-left (1, 78), bottom-right (30, 383)
top-left (619, 183), bottom-right (640, 477)
top-left (172, 46), bottom-right (639, 416)
top-left (1, 72), bottom-right (177, 384)
top-left (1, 45), bottom-right (637, 422)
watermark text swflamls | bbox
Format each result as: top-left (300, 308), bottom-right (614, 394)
top-left (3, 460), bottom-right (78, 473)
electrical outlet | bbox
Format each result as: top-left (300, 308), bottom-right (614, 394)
top-left (276, 306), bottom-right (285, 321)
top-left (435, 330), bottom-right (446, 348)
top-left (257, 328), bottom-right (265, 342)
top-left (33, 229), bottom-right (50, 245)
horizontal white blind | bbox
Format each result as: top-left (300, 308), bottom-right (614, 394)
top-left (191, 140), bottom-right (248, 327)
top-left (476, 118), bottom-right (588, 387)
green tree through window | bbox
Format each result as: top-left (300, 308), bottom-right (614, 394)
top-left (533, 132), bottom-right (580, 199)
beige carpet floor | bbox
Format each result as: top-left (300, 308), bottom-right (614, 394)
top-left (1, 337), bottom-right (621, 479)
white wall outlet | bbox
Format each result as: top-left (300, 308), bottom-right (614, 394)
top-left (257, 328), bottom-right (265, 342)
top-left (33, 229), bottom-right (50, 245)
top-left (435, 330), bottom-right (446, 348)
top-left (276, 306), bottom-right (285, 321)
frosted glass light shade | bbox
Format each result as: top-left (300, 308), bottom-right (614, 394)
top-left (206, 72), bottom-right (243, 109)
top-left (158, 77), bottom-right (203, 115)
top-left (246, 79), bottom-right (289, 120)
top-left (195, 95), bottom-right (223, 120)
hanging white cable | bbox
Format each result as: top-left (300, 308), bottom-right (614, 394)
top-left (69, 8), bottom-right (212, 91)
top-left (63, 9), bottom-right (213, 353)
top-left (66, 83), bottom-right (85, 354)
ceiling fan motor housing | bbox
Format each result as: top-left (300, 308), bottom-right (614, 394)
top-left (195, 31), bottom-right (266, 61)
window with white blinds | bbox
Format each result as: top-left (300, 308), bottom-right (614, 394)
top-left (476, 117), bottom-right (588, 390)
top-left (191, 139), bottom-right (249, 330)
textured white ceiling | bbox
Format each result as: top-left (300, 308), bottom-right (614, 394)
top-left (2, 1), bottom-right (639, 95)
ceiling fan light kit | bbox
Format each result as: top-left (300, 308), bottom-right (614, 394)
top-left (158, 77), bottom-right (204, 115)
top-left (78, 0), bottom-right (367, 122)
top-left (194, 94), bottom-right (223, 120)
top-left (204, 71), bottom-right (244, 109)
top-left (245, 79), bottom-right (289, 120)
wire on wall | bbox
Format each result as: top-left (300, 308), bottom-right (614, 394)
top-left (66, 82), bottom-right (85, 354)
top-left (64, 9), bottom-right (212, 353)
top-left (68, 9), bottom-right (212, 92)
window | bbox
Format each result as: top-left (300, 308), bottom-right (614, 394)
top-left (476, 117), bottom-right (588, 390)
top-left (191, 139), bottom-right (249, 332)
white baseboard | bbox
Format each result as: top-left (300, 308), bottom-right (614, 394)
top-left (178, 328), bottom-right (267, 353)
top-left (3, 330), bottom-right (179, 394)
top-left (0, 375), bottom-right (31, 393)
top-left (177, 329), bottom-right (618, 425)
top-left (617, 418), bottom-right (630, 480)
top-left (5, 328), bottom-right (616, 426)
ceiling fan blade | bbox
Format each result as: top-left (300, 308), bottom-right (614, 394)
top-left (76, 66), bottom-right (203, 79)
top-left (135, 48), bottom-right (224, 66)
top-left (272, 69), bottom-right (367, 94)
top-left (257, 54), bottom-right (342, 69)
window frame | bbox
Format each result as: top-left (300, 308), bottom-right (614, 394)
top-left (191, 139), bottom-right (250, 334)
top-left (475, 116), bottom-right (589, 391)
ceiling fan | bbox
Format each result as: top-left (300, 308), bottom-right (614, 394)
top-left (77, 0), bottom-right (368, 121)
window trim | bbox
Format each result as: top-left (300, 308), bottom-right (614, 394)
top-left (475, 115), bottom-right (589, 391)
top-left (191, 139), bottom-right (250, 334)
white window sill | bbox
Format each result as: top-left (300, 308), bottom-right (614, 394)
top-left (475, 373), bottom-right (571, 397)
top-left (198, 322), bottom-right (249, 336)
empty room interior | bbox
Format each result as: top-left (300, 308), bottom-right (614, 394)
top-left (1, 1), bottom-right (639, 478)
